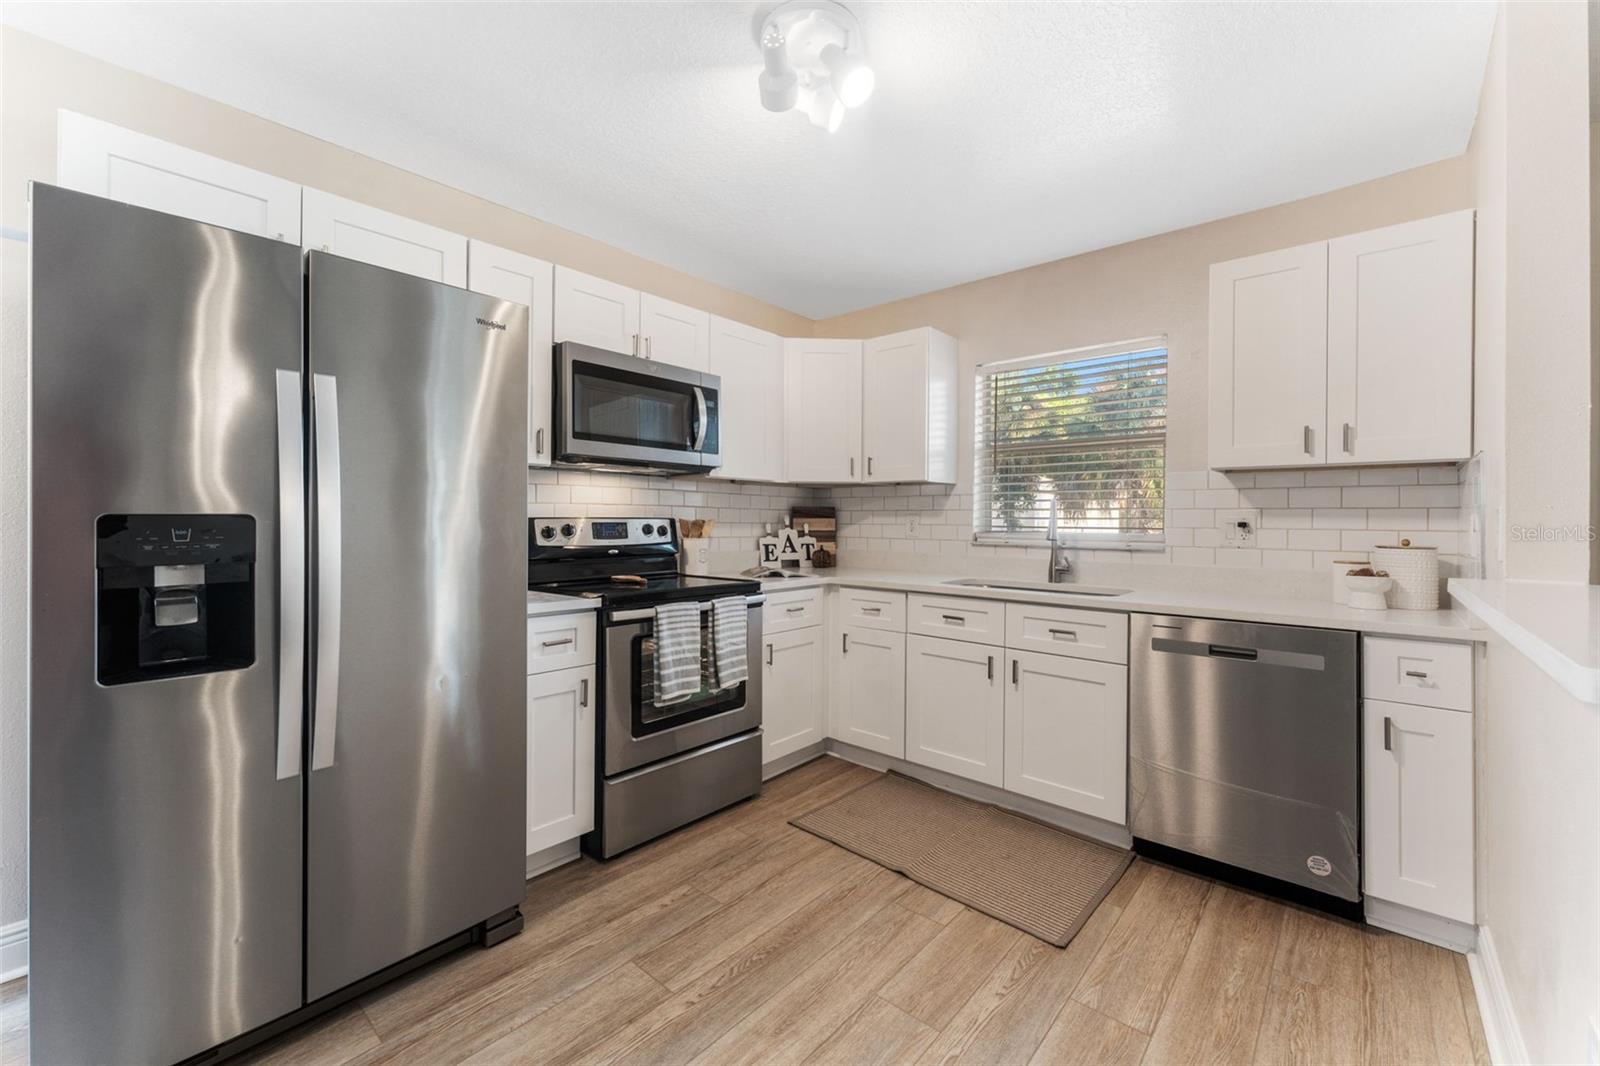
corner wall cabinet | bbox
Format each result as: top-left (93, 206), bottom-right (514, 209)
top-left (709, 316), bottom-right (785, 482)
top-left (1209, 210), bottom-right (1474, 470)
top-left (469, 241), bottom-right (555, 466)
top-left (862, 327), bottom-right (959, 484)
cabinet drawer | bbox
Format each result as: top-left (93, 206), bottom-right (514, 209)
top-left (907, 594), bottom-right (1005, 647)
top-left (1362, 636), bottom-right (1472, 711)
top-left (764, 587), bottom-right (823, 634)
top-left (1006, 603), bottom-right (1128, 665)
top-left (837, 587), bottom-right (906, 631)
top-left (527, 611), bottom-right (597, 675)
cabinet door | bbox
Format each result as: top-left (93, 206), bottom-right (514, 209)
top-left (708, 316), bottom-right (784, 481)
top-left (833, 626), bottom-right (905, 758)
top-left (905, 635), bottom-right (1004, 786)
top-left (1327, 211), bottom-right (1474, 464)
top-left (863, 329), bottom-right (930, 482)
top-left (526, 665), bottom-right (596, 854)
top-left (1208, 241), bottom-right (1329, 468)
top-left (1004, 650), bottom-right (1127, 823)
top-left (784, 339), bottom-right (863, 482)
top-left (301, 189), bottom-right (467, 285)
top-left (640, 293), bottom-right (710, 371)
top-left (763, 627), bottom-right (825, 764)
top-left (553, 266), bottom-right (641, 354)
top-left (57, 111), bottom-right (301, 242)
top-left (1363, 698), bottom-right (1473, 922)
top-left (469, 241), bottom-right (555, 466)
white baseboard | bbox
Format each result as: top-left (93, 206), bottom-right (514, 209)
top-left (762, 742), bottom-right (827, 780)
top-left (525, 838), bottom-right (582, 881)
top-left (825, 739), bottom-right (1132, 850)
top-left (1468, 925), bottom-right (1529, 1066)
top-left (0, 919), bottom-right (26, 984)
top-left (1364, 897), bottom-right (1477, 953)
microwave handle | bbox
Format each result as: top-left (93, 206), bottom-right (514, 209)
top-left (691, 386), bottom-right (708, 451)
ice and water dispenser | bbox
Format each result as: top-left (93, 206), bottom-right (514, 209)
top-left (95, 514), bottom-right (257, 685)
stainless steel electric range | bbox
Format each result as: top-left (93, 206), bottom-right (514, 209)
top-left (528, 516), bottom-right (765, 858)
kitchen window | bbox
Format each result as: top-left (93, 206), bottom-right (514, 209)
top-left (973, 337), bottom-right (1167, 546)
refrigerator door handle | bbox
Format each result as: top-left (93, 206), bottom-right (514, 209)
top-left (274, 369), bottom-right (306, 780)
top-left (311, 373), bottom-right (343, 771)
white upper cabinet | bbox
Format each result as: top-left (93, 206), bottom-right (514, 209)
top-left (56, 111), bottom-right (301, 242)
top-left (302, 189), bottom-right (467, 286)
top-left (639, 293), bottom-right (710, 370)
top-left (1209, 211), bottom-right (1475, 470)
top-left (708, 316), bottom-right (784, 482)
top-left (784, 339), bottom-right (864, 483)
top-left (469, 241), bottom-right (555, 466)
top-left (1327, 211), bottom-right (1474, 464)
top-left (862, 328), bottom-right (959, 484)
top-left (1208, 241), bottom-right (1329, 468)
top-left (553, 266), bottom-right (641, 354)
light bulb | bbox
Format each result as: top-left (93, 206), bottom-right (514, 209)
top-left (805, 83), bottom-right (845, 133)
top-left (759, 30), bottom-right (797, 112)
top-left (821, 43), bottom-right (874, 108)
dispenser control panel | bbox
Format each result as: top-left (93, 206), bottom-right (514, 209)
top-left (96, 513), bottom-right (256, 569)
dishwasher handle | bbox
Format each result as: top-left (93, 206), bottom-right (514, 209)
top-left (1148, 635), bottom-right (1326, 672)
top-left (1207, 644), bottom-right (1258, 661)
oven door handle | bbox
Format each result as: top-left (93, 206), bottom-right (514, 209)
top-left (691, 386), bottom-right (709, 451)
top-left (609, 594), bottom-right (765, 623)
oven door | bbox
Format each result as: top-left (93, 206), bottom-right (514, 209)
top-left (557, 342), bottom-right (719, 472)
top-left (603, 599), bottom-right (763, 775)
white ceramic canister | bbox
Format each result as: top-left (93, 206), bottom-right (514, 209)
top-left (1372, 542), bottom-right (1440, 610)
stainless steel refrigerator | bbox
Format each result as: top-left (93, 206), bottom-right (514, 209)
top-left (29, 184), bottom-right (529, 1065)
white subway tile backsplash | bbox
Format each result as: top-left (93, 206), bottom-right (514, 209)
top-left (1341, 486), bottom-right (1400, 508)
top-left (1194, 488), bottom-right (1239, 508)
top-left (1164, 489), bottom-right (1196, 509)
top-left (1313, 509), bottom-right (1368, 530)
top-left (1399, 485), bottom-right (1461, 508)
top-left (1252, 471), bottom-right (1306, 488)
top-left (1366, 508), bottom-right (1428, 528)
top-left (1289, 487), bottom-right (1342, 508)
top-left (1304, 468), bottom-right (1360, 487)
top-left (1287, 529), bottom-right (1343, 551)
top-left (1239, 488), bottom-right (1289, 509)
top-left (1261, 549), bottom-right (1314, 570)
top-left (1261, 509), bottom-right (1314, 529)
top-left (1357, 467), bottom-right (1420, 486)
top-left (1169, 471), bottom-right (1209, 490)
top-left (1419, 465), bottom-right (1461, 485)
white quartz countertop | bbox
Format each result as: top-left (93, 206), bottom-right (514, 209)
top-left (526, 590), bottom-right (601, 618)
top-left (759, 568), bottom-right (1484, 642)
top-left (1448, 578), bottom-right (1600, 704)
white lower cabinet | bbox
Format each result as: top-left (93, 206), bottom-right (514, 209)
top-left (763, 627), bottom-right (826, 764)
top-left (1003, 649), bottom-right (1128, 823)
top-left (905, 635), bottom-right (1004, 786)
top-left (833, 626), bottom-right (906, 758)
top-left (1362, 697), bottom-right (1474, 923)
top-left (525, 664), bottom-right (595, 855)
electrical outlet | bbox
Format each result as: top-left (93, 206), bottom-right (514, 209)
top-left (1215, 508), bottom-right (1260, 545)
top-left (906, 516), bottom-right (921, 538)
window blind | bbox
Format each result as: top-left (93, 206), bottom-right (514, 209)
top-left (974, 340), bottom-right (1167, 544)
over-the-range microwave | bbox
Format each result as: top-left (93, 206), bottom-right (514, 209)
top-left (554, 341), bottom-right (721, 475)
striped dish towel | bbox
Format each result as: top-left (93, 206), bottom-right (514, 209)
top-left (653, 601), bottom-right (703, 704)
top-left (711, 597), bottom-right (749, 691)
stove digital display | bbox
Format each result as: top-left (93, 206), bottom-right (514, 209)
top-left (591, 521), bottom-right (630, 540)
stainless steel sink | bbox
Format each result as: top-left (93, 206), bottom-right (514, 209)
top-left (942, 578), bottom-right (1132, 597)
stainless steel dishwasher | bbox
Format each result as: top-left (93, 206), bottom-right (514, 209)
top-left (1129, 614), bottom-right (1361, 917)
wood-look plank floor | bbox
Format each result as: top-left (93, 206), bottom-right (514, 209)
top-left (0, 755), bottom-right (1490, 1066)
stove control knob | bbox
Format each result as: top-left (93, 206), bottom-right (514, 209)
top-left (560, 523), bottom-right (577, 539)
top-left (539, 525), bottom-right (556, 541)
top-left (640, 523), bottom-right (655, 537)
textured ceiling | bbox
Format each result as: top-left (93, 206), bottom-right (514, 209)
top-left (3, 2), bottom-right (1497, 318)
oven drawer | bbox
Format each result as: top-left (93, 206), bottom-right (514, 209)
top-left (907, 594), bottom-right (1004, 647)
top-left (1006, 602), bottom-right (1127, 664)
top-left (764, 587), bottom-right (823, 634)
top-left (527, 610), bottom-right (597, 675)
top-left (837, 587), bottom-right (906, 632)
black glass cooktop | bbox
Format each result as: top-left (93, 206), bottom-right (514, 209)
top-left (528, 572), bottom-right (761, 609)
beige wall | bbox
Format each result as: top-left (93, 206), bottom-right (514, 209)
top-left (813, 157), bottom-right (1474, 489)
top-left (1470, 8), bottom-right (1510, 580)
top-left (1495, 2), bottom-right (1593, 581)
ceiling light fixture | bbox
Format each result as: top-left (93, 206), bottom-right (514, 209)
top-left (755, 0), bottom-right (874, 132)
